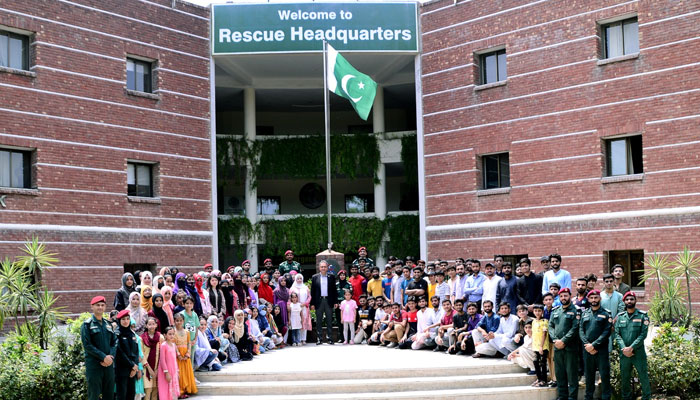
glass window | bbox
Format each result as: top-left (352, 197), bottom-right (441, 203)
top-left (482, 153), bottom-right (510, 189)
top-left (0, 30), bottom-right (29, 70)
top-left (126, 58), bottom-right (152, 93)
top-left (605, 135), bottom-right (643, 176)
top-left (127, 162), bottom-right (153, 197)
top-left (257, 196), bottom-right (280, 215)
top-left (0, 149), bottom-right (30, 188)
top-left (604, 18), bottom-right (639, 58)
top-left (480, 49), bottom-right (507, 84)
top-left (345, 194), bottom-right (374, 213)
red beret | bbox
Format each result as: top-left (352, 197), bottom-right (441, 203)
top-left (116, 309), bottom-right (130, 320)
top-left (358, 246), bottom-right (366, 252)
top-left (90, 295), bottom-right (106, 305)
top-left (587, 289), bottom-right (601, 298)
top-left (558, 287), bottom-right (571, 295)
top-left (263, 258), bottom-right (272, 264)
top-left (623, 291), bottom-right (636, 300)
top-left (285, 250), bottom-right (293, 256)
top-left (242, 259), bottom-right (250, 265)
top-left (203, 263), bottom-right (213, 269)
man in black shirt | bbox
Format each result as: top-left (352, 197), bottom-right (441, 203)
top-left (516, 258), bottom-right (543, 313)
top-left (447, 299), bottom-right (467, 354)
top-left (353, 295), bottom-right (375, 344)
top-left (405, 267), bottom-right (428, 298)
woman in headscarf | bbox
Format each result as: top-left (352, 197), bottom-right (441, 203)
top-left (257, 273), bottom-right (274, 305)
top-left (194, 316), bottom-right (222, 371)
top-left (262, 304), bottom-right (284, 347)
top-left (158, 267), bottom-right (171, 278)
top-left (160, 286), bottom-right (175, 326)
top-left (232, 272), bottom-right (249, 309)
top-left (148, 293), bottom-right (170, 334)
top-left (185, 274), bottom-right (203, 316)
top-left (207, 274), bottom-right (226, 316)
top-left (193, 274), bottom-right (211, 316)
top-left (140, 285), bottom-right (154, 313)
top-left (270, 270), bottom-right (281, 289)
top-left (226, 310), bottom-right (254, 361)
top-left (141, 271), bottom-right (153, 289)
top-left (217, 316), bottom-right (241, 363)
top-left (244, 275), bottom-right (259, 309)
top-left (128, 292), bottom-right (148, 335)
top-left (220, 275), bottom-right (237, 318)
top-left (290, 273), bottom-right (312, 345)
top-left (173, 272), bottom-right (188, 296)
top-left (272, 276), bottom-right (289, 340)
top-left (114, 272), bottom-right (136, 311)
top-left (272, 304), bottom-right (287, 343)
top-left (152, 275), bottom-right (164, 295)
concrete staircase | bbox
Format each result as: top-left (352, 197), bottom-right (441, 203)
top-left (193, 345), bottom-right (571, 400)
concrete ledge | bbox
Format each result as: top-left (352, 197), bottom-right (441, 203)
top-left (0, 187), bottom-right (39, 196)
top-left (127, 196), bottom-right (162, 204)
top-left (474, 80), bottom-right (507, 91)
top-left (125, 88), bottom-right (160, 100)
top-left (0, 66), bottom-right (36, 78)
top-left (597, 52), bottom-right (639, 66)
top-left (601, 173), bottom-right (644, 184)
top-left (477, 187), bottom-right (511, 197)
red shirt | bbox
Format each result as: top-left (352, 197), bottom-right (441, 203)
top-left (348, 275), bottom-right (366, 302)
top-left (441, 310), bottom-right (457, 326)
top-left (390, 310), bottom-right (407, 323)
top-left (405, 310), bottom-right (418, 323)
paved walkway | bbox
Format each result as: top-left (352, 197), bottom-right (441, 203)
top-left (202, 342), bottom-right (516, 376)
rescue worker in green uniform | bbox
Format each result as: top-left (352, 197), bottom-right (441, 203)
top-left (615, 291), bottom-right (651, 400)
top-left (279, 249), bottom-right (301, 274)
top-left (579, 289), bottom-right (612, 400)
top-left (80, 295), bottom-right (117, 400)
top-left (549, 287), bottom-right (580, 400)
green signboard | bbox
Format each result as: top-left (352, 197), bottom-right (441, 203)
top-left (212, 2), bottom-right (419, 55)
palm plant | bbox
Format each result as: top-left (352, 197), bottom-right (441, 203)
top-left (16, 236), bottom-right (58, 288)
top-left (0, 238), bottom-right (65, 348)
top-left (638, 252), bottom-right (672, 294)
top-left (672, 246), bottom-right (700, 326)
top-left (34, 289), bottom-right (67, 349)
top-left (647, 278), bottom-right (687, 324)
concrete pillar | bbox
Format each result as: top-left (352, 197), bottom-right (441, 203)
top-left (244, 87), bottom-right (258, 272)
top-left (373, 86), bottom-right (387, 268)
top-left (209, 57), bottom-right (219, 269)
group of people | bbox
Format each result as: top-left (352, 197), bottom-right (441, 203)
top-left (82, 248), bottom-right (650, 400)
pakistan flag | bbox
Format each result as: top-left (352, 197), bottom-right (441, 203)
top-left (326, 44), bottom-right (377, 121)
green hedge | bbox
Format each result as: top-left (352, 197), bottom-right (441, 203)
top-left (219, 213), bottom-right (419, 259)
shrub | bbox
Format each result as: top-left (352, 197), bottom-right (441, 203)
top-left (648, 323), bottom-right (700, 398)
top-left (0, 314), bottom-right (89, 400)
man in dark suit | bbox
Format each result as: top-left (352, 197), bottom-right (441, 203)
top-left (311, 259), bottom-right (338, 345)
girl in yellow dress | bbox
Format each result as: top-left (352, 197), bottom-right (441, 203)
top-left (174, 312), bottom-right (197, 398)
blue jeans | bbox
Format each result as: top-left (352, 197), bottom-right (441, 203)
top-left (290, 329), bottom-right (300, 344)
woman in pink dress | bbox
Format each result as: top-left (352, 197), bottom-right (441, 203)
top-left (158, 326), bottom-right (180, 400)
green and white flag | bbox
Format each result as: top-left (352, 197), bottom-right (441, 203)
top-left (326, 44), bottom-right (377, 121)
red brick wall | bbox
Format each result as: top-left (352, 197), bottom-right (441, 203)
top-left (420, 0), bottom-right (700, 309)
top-left (0, 0), bottom-right (212, 314)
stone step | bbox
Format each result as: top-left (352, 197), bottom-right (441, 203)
top-left (198, 361), bottom-right (526, 382)
top-left (196, 373), bottom-right (537, 396)
top-left (193, 385), bottom-right (567, 400)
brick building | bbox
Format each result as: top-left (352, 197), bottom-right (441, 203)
top-left (0, 0), bottom-right (214, 314)
top-left (419, 0), bottom-right (700, 304)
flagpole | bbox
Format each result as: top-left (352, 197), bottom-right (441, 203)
top-left (322, 40), bottom-right (333, 251)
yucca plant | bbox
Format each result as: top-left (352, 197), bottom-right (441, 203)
top-left (638, 252), bottom-right (673, 294)
top-left (672, 246), bottom-right (700, 326)
top-left (35, 289), bottom-right (67, 349)
top-left (647, 278), bottom-right (687, 324)
top-left (16, 236), bottom-right (58, 289)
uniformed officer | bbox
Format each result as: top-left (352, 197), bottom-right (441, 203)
top-left (114, 309), bottom-right (140, 400)
top-left (615, 291), bottom-right (651, 400)
top-left (80, 295), bottom-right (117, 400)
top-left (579, 290), bottom-right (612, 400)
top-left (279, 249), bottom-right (301, 274)
top-left (549, 287), bottom-right (580, 400)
